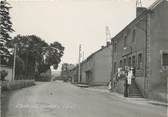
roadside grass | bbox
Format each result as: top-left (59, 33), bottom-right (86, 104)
top-left (1, 90), bottom-right (12, 117)
top-left (1, 80), bottom-right (35, 117)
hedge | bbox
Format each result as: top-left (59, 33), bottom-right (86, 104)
top-left (1, 80), bottom-right (35, 91)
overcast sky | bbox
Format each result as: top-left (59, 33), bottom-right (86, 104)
top-left (9, 0), bottom-right (156, 70)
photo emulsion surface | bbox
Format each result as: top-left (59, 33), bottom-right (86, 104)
top-left (0, 0), bottom-right (168, 117)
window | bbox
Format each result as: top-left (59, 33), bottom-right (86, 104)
top-left (132, 30), bottom-right (136, 42)
top-left (120, 60), bottom-right (123, 67)
top-left (132, 56), bottom-right (136, 67)
top-left (114, 42), bottom-right (117, 52)
top-left (162, 53), bottom-right (168, 66)
top-left (124, 36), bottom-right (127, 47)
top-left (138, 53), bottom-right (143, 69)
top-left (128, 57), bottom-right (132, 67)
top-left (124, 59), bottom-right (127, 67)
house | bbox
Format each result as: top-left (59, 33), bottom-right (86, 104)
top-left (80, 42), bottom-right (112, 85)
top-left (61, 63), bottom-right (75, 81)
top-left (111, 0), bottom-right (168, 101)
top-left (69, 65), bottom-right (79, 83)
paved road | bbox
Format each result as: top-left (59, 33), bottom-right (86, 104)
top-left (6, 81), bottom-right (167, 117)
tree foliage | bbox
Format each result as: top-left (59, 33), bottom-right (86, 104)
top-left (45, 42), bottom-right (64, 69)
top-left (15, 55), bottom-right (25, 75)
top-left (8, 34), bottom-right (64, 75)
top-left (0, 0), bottom-right (14, 56)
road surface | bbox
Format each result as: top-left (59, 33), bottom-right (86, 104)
top-left (6, 81), bottom-right (167, 117)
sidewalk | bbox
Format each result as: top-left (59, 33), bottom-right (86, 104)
top-left (75, 83), bottom-right (89, 88)
top-left (86, 86), bottom-right (168, 107)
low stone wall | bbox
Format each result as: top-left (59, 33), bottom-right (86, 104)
top-left (1, 80), bottom-right (35, 91)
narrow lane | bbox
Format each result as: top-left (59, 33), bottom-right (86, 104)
top-left (6, 81), bottom-right (167, 117)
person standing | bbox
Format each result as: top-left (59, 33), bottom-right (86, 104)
top-left (108, 79), bottom-right (112, 90)
top-left (124, 67), bottom-right (129, 97)
top-left (127, 68), bottom-right (133, 96)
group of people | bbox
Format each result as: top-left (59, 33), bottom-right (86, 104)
top-left (108, 66), bottom-right (136, 97)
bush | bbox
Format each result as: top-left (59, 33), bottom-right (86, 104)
top-left (0, 70), bottom-right (8, 81)
top-left (35, 72), bottom-right (51, 82)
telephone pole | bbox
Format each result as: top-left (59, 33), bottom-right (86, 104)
top-left (12, 44), bottom-right (16, 80)
top-left (78, 44), bottom-right (81, 83)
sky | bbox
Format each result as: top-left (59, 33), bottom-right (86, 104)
top-left (8, 0), bottom-right (156, 70)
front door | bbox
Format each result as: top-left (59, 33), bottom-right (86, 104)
top-left (86, 71), bottom-right (92, 84)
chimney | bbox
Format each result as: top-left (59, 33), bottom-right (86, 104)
top-left (136, 7), bottom-right (147, 17)
top-left (106, 41), bottom-right (111, 46)
top-left (101, 46), bottom-right (105, 49)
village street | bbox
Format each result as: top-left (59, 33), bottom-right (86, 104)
top-left (6, 81), bottom-right (167, 117)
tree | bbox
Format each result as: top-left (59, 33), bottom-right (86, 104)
top-left (0, 0), bottom-right (14, 56)
top-left (8, 34), bottom-right (65, 77)
top-left (45, 42), bottom-right (64, 69)
top-left (15, 56), bottom-right (25, 75)
top-left (8, 34), bottom-right (48, 76)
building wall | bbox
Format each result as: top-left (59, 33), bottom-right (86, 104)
top-left (149, 0), bottom-right (168, 90)
top-left (0, 65), bottom-right (13, 81)
top-left (81, 61), bottom-right (87, 83)
top-left (111, 1), bottom-right (168, 100)
top-left (112, 15), bottom-right (147, 95)
top-left (112, 15), bottom-right (147, 75)
top-left (80, 44), bottom-right (112, 85)
top-left (81, 55), bottom-right (95, 84)
top-left (70, 68), bottom-right (78, 83)
top-left (93, 45), bottom-right (112, 85)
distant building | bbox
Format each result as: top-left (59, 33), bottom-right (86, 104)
top-left (111, 0), bottom-right (168, 100)
top-left (69, 65), bottom-right (79, 83)
top-left (61, 63), bottom-right (75, 82)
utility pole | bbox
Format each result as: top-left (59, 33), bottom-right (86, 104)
top-left (12, 44), bottom-right (16, 80)
top-left (78, 44), bottom-right (81, 83)
top-left (82, 51), bottom-right (84, 61)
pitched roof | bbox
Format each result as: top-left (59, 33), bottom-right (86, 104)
top-left (149, 0), bottom-right (166, 10)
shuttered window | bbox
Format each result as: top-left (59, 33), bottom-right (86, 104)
top-left (162, 53), bottom-right (168, 66)
top-left (138, 53), bottom-right (143, 69)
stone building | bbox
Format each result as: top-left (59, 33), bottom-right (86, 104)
top-left (80, 42), bottom-right (112, 85)
top-left (111, 0), bottom-right (168, 101)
